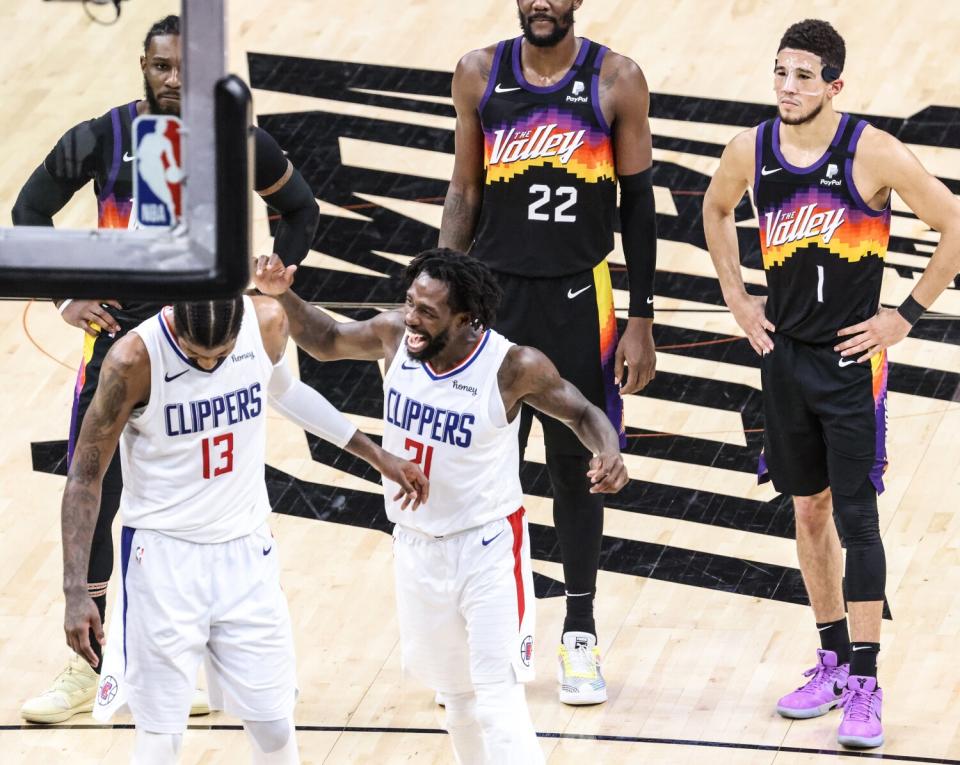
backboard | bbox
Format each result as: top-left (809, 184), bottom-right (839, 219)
top-left (0, 0), bottom-right (250, 300)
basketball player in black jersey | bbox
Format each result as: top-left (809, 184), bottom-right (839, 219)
top-left (440, 0), bottom-right (658, 705)
top-left (703, 19), bottom-right (960, 748)
top-left (12, 15), bottom-right (321, 724)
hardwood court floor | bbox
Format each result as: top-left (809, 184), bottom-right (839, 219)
top-left (2, 1), bottom-right (960, 762)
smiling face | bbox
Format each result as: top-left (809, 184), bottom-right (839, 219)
top-left (774, 48), bottom-right (842, 125)
top-left (403, 274), bottom-right (472, 362)
top-left (141, 34), bottom-right (182, 116)
top-left (516, 0), bottom-right (579, 47)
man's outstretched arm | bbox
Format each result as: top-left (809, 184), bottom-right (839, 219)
top-left (500, 346), bottom-right (627, 494)
top-left (253, 254), bottom-right (404, 362)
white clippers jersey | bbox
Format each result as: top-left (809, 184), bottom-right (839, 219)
top-left (382, 329), bottom-right (523, 537)
top-left (118, 297), bottom-right (275, 542)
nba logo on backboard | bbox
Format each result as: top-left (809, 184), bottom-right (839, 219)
top-left (132, 115), bottom-right (183, 227)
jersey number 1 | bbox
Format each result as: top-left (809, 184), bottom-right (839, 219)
top-left (202, 433), bottom-right (234, 479)
top-left (404, 437), bottom-right (434, 478)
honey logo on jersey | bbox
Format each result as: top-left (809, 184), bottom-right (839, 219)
top-left (451, 380), bottom-right (477, 397)
top-left (488, 123), bottom-right (586, 167)
top-left (764, 202), bottom-right (846, 249)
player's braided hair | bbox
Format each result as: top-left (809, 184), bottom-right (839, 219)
top-left (778, 19), bottom-right (846, 76)
top-left (404, 248), bottom-right (503, 329)
top-left (144, 14), bottom-right (180, 53)
top-left (173, 297), bottom-right (244, 349)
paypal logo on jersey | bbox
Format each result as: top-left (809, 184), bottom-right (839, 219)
top-left (386, 388), bottom-right (474, 448)
top-left (164, 382), bottom-right (263, 436)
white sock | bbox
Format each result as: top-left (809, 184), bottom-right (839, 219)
top-left (132, 729), bottom-right (183, 765)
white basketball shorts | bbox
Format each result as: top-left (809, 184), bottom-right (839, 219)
top-left (94, 522), bottom-right (296, 732)
top-left (392, 506), bottom-right (536, 693)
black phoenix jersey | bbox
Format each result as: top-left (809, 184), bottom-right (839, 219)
top-left (753, 114), bottom-right (890, 345)
top-left (472, 37), bottom-right (617, 277)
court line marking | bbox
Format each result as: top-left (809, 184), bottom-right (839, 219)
top-left (4, 724), bottom-right (959, 763)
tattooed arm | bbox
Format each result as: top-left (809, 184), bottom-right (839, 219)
top-left (498, 346), bottom-right (627, 494)
top-left (62, 334), bottom-right (150, 667)
top-left (439, 47), bottom-right (494, 251)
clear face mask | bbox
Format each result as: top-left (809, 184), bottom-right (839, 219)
top-left (773, 51), bottom-right (837, 98)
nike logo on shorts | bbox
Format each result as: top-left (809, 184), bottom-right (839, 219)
top-left (164, 370), bottom-right (189, 382)
top-left (262, 546), bottom-right (272, 556)
top-left (761, 166), bottom-right (782, 176)
top-left (481, 530), bottom-right (504, 546)
top-left (495, 84), bottom-right (521, 93)
top-left (123, 152), bottom-right (135, 162)
top-left (838, 357), bottom-right (857, 368)
top-left (567, 285), bottom-right (592, 299)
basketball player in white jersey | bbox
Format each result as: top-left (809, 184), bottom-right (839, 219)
top-left (254, 249), bottom-right (628, 764)
top-left (61, 295), bottom-right (428, 765)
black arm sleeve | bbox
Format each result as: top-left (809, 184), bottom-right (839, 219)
top-left (13, 119), bottom-right (99, 226)
top-left (254, 127), bottom-right (319, 267)
top-left (619, 168), bottom-right (657, 318)
top-left (11, 165), bottom-right (80, 226)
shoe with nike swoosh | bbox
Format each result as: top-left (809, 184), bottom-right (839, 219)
top-left (776, 649), bottom-right (849, 719)
top-left (837, 675), bottom-right (883, 748)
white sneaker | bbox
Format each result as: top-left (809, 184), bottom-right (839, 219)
top-left (21, 655), bottom-right (98, 723)
top-left (557, 631), bottom-right (607, 705)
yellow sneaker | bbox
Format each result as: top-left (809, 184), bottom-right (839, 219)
top-left (557, 631), bottom-right (607, 705)
top-left (20, 655), bottom-right (98, 723)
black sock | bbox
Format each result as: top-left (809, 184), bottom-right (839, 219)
top-left (849, 642), bottom-right (880, 678)
top-left (88, 593), bottom-right (107, 674)
top-left (816, 618), bottom-right (851, 664)
top-left (563, 591), bottom-right (596, 637)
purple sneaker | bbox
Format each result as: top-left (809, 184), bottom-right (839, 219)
top-left (838, 675), bottom-right (884, 748)
top-left (776, 649), bottom-right (849, 719)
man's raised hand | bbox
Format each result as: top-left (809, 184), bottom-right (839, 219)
top-left (253, 253), bottom-right (297, 296)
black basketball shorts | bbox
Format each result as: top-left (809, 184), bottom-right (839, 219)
top-left (492, 263), bottom-right (625, 457)
top-left (759, 332), bottom-right (888, 497)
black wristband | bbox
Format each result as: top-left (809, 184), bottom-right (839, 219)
top-left (896, 295), bottom-right (925, 326)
